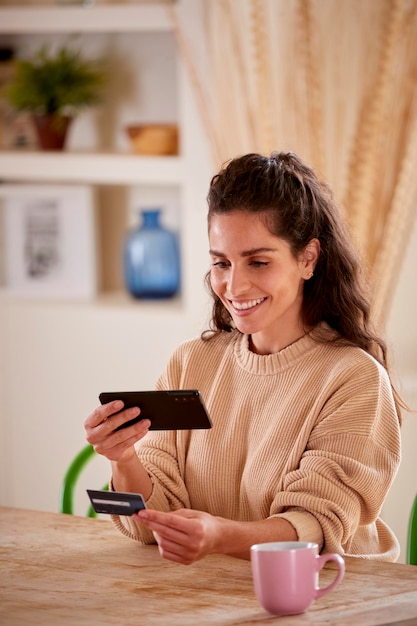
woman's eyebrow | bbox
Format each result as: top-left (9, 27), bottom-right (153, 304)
top-left (209, 247), bottom-right (278, 258)
top-left (209, 247), bottom-right (278, 257)
top-left (241, 247), bottom-right (278, 257)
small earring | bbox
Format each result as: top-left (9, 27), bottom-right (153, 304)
top-left (309, 271), bottom-right (314, 278)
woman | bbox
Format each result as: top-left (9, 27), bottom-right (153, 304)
top-left (85, 152), bottom-right (402, 565)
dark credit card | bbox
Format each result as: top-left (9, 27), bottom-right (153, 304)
top-left (87, 489), bottom-right (146, 515)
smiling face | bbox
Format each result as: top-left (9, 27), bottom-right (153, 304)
top-left (209, 211), bottom-right (318, 354)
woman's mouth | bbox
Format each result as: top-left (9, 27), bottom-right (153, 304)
top-left (229, 297), bottom-right (266, 313)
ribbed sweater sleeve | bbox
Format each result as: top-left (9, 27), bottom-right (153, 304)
top-left (111, 325), bottom-right (401, 561)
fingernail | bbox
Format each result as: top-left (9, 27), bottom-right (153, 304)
top-left (114, 400), bottom-right (123, 410)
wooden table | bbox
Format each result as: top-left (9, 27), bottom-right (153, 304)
top-left (1, 506), bottom-right (417, 625)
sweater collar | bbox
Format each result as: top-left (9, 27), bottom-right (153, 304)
top-left (233, 325), bottom-right (325, 375)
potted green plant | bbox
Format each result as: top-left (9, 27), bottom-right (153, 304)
top-left (3, 44), bottom-right (106, 150)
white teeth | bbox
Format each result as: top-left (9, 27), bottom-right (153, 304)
top-left (232, 298), bottom-right (264, 310)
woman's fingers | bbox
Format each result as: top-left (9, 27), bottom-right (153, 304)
top-left (92, 419), bottom-right (150, 459)
top-left (136, 510), bottom-right (190, 538)
top-left (134, 509), bottom-right (215, 564)
top-left (95, 405), bottom-right (140, 437)
top-left (84, 400), bottom-right (124, 430)
top-left (84, 400), bottom-right (150, 460)
top-left (85, 402), bottom-right (141, 441)
top-left (153, 532), bottom-right (196, 565)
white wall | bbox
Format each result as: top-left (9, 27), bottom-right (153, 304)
top-left (0, 299), bottom-right (204, 512)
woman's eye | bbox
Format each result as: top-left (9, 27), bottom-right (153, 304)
top-left (212, 261), bottom-right (229, 269)
top-left (250, 260), bottom-right (269, 267)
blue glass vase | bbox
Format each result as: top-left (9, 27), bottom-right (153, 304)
top-left (123, 208), bottom-right (181, 299)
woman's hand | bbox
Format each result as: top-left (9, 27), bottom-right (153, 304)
top-left (133, 508), bottom-right (224, 565)
top-left (84, 400), bottom-right (151, 462)
top-left (132, 509), bottom-right (298, 565)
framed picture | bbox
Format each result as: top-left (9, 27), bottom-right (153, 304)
top-left (0, 184), bottom-right (98, 299)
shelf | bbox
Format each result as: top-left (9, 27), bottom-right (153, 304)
top-left (96, 290), bottom-right (183, 310)
top-left (0, 5), bottom-right (172, 34)
top-left (0, 287), bottom-right (184, 315)
top-left (0, 151), bottom-right (184, 185)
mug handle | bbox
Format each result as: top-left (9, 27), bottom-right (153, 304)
top-left (314, 553), bottom-right (345, 600)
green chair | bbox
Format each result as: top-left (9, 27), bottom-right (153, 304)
top-left (407, 494), bottom-right (417, 565)
top-left (59, 443), bottom-right (108, 518)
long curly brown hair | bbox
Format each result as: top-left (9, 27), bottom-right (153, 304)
top-left (203, 151), bottom-right (404, 417)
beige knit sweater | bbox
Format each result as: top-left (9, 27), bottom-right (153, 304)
top-left (112, 325), bottom-right (401, 561)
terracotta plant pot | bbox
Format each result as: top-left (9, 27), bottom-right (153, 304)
top-left (32, 114), bottom-right (72, 150)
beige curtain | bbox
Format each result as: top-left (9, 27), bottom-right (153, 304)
top-left (168, 0), bottom-right (417, 329)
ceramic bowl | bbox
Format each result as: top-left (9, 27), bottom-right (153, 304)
top-left (126, 124), bottom-right (179, 155)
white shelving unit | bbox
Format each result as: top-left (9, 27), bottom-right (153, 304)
top-left (0, 152), bottom-right (184, 185)
top-left (0, 2), bottom-right (210, 300)
top-left (0, 2), bottom-right (213, 515)
top-left (0, 5), bottom-right (171, 33)
top-left (0, 4), bottom-right (182, 186)
top-left (0, 4), bottom-right (182, 185)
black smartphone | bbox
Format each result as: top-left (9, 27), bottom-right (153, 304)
top-left (99, 389), bottom-right (212, 431)
top-left (87, 489), bottom-right (146, 516)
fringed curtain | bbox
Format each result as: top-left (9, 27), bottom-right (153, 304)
top-left (167, 0), bottom-right (417, 329)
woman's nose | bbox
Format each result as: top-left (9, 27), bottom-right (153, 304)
top-left (227, 266), bottom-right (250, 295)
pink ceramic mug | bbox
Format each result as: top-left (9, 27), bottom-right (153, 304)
top-left (251, 541), bottom-right (345, 616)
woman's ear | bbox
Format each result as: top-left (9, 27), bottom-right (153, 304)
top-left (302, 238), bottom-right (320, 277)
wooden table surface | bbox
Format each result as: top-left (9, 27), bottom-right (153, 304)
top-left (1, 506), bottom-right (417, 625)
